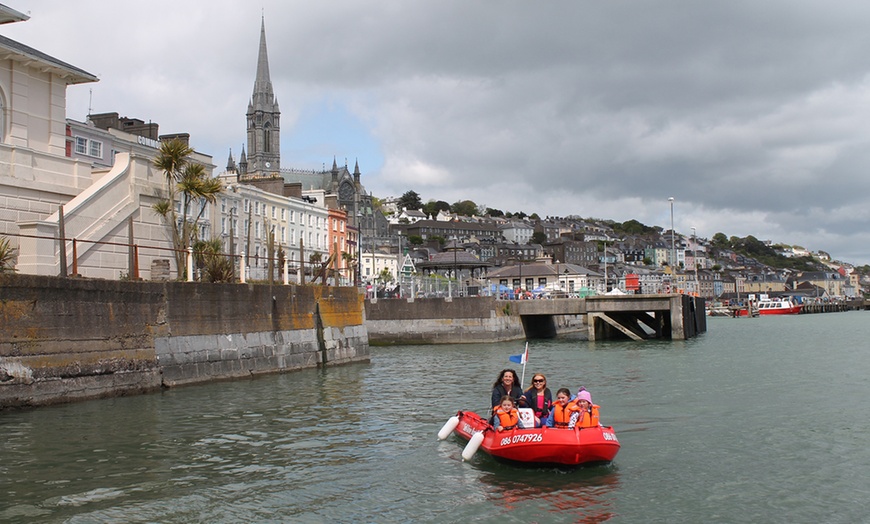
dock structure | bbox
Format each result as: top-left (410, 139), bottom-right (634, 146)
top-left (510, 294), bottom-right (706, 340)
top-left (585, 294), bottom-right (705, 341)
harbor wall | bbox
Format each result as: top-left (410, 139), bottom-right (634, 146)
top-left (364, 297), bottom-right (585, 344)
top-left (0, 274), bottom-right (369, 409)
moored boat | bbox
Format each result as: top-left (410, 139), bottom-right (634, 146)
top-left (437, 410), bottom-right (620, 466)
top-left (757, 297), bottom-right (802, 315)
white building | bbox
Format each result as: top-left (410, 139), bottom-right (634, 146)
top-left (1, 8), bottom-right (217, 280)
top-left (500, 220), bottom-right (534, 245)
top-left (360, 249), bottom-right (399, 283)
top-left (216, 176), bottom-right (330, 281)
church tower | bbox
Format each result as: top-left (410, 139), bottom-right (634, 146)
top-left (245, 17), bottom-right (280, 176)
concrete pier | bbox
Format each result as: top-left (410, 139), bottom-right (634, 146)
top-left (584, 294), bottom-right (706, 341)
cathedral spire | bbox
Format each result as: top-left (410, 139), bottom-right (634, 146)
top-left (227, 148), bottom-right (236, 172)
top-left (246, 17), bottom-right (280, 175)
top-left (252, 16), bottom-right (274, 110)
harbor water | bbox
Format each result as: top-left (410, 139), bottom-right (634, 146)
top-left (2, 311), bottom-right (870, 523)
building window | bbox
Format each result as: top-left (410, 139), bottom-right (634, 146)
top-left (281, 208), bottom-right (285, 221)
top-left (244, 199), bottom-right (250, 213)
top-left (89, 140), bottom-right (102, 157)
top-left (271, 206), bottom-right (276, 219)
top-left (289, 210), bottom-right (295, 223)
top-left (73, 136), bottom-right (103, 158)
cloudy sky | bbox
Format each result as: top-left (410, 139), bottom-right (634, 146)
top-left (6, 1), bottom-right (870, 265)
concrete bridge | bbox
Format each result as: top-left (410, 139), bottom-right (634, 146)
top-left (511, 294), bottom-right (706, 340)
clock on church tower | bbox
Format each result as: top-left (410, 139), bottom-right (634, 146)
top-left (339, 182), bottom-right (355, 201)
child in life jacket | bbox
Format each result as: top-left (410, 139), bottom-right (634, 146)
top-left (571, 389), bottom-right (601, 429)
top-left (545, 388), bottom-right (578, 428)
top-left (492, 395), bottom-right (525, 432)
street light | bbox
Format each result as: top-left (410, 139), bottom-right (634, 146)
top-left (691, 226), bottom-right (698, 296)
top-left (668, 197), bottom-right (675, 269)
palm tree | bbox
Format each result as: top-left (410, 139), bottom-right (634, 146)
top-left (152, 139), bottom-right (222, 279)
top-left (192, 238), bottom-right (233, 283)
top-left (0, 236), bottom-right (16, 272)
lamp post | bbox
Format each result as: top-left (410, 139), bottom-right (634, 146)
top-left (668, 197), bottom-right (675, 270)
top-left (692, 226), bottom-right (698, 296)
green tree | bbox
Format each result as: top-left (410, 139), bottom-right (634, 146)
top-left (342, 251), bottom-right (358, 284)
top-left (485, 208), bottom-right (504, 217)
top-left (531, 231), bottom-right (547, 244)
top-left (398, 190), bottom-right (423, 211)
top-left (192, 238), bottom-right (233, 283)
top-left (152, 139), bottom-right (223, 279)
top-left (376, 267), bottom-right (393, 284)
top-left (0, 236), bottom-right (16, 272)
top-left (711, 232), bottom-right (730, 249)
top-left (422, 199), bottom-right (450, 218)
top-left (408, 235), bottom-right (424, 245)
top-left (613, 219), bottom-right (657, 235)
top-left (451, 199), bottom-right (478, 216)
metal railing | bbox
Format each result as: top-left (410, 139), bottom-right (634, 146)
top-left (1, 231), bottom-right (354, 285)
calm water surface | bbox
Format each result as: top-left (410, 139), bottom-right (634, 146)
top-left (2, 311), bottom-right (870, 523)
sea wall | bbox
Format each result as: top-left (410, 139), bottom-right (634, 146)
top-left (0, 274), bottom-right (368, 409)
top-left (364, 297), bottom-right (577, 344)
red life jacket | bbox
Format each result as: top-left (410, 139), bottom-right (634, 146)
top-left (492, 406), bottom-right (520, 430)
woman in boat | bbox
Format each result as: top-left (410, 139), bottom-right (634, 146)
top-left (518, 373), bottom-right (552, 428)
top-left (490, 368), bottom-right (523, 409)
top-left (492, 395), bottom-right (524, 432)
top-left (572, 389), bottom-right (601, 428)
top-left (545, 388), bottom-right (578, 428)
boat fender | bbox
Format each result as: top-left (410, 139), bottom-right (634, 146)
top-left (461, 431), bottom-right (485, 461)
top-left (437, 415), bottom-right (460, 440)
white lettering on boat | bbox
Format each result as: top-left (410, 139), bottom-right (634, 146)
top-left (461, 423), bottom-right (474, 434)
top-left (499, 433), bottom-right (544, 446)
top-left (602, 432), bottom-right (618, 442)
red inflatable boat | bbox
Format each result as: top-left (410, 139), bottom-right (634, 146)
top-left (438, 410), bottom-right (620, 466)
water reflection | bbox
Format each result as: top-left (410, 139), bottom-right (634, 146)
top-left (475, 459), bottom-right (622, 522)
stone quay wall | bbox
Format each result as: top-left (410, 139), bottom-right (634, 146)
top-left (365, 297), bottom-right (529, 345)
top-left (0, 274), bottom-right (369, 409)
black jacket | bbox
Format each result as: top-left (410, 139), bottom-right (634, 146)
top-left (519, 388), bottom-right (553, 418)
top-left (491, 383), bottom-right (524, 408)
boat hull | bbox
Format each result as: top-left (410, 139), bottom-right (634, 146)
top-left (758, 306), bottom-right (801, 315)
top-left (757, 299), bottom-right (802, 315)
top-left (452, 411), bottom-right (620, 466)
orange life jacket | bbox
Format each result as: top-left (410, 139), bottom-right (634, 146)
top-left (574, 404), bottom-right (601, 428)
top-left (492, 406), bottom-right (520, 430)
top-left (550, 402), bottom-right (579, 428)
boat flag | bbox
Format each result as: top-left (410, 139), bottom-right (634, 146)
top-left (509, 342), bottom-right (529, 387)
top-left (508, 345), bottom-right (528, 365)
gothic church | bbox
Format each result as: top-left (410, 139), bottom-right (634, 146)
top-left (227, 18), bottom-right (384, 237)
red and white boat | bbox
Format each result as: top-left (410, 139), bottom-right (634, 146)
top-left (437, 410), bottom-right (620, 466)
top-left (757, 297), bottom-right (802, 315)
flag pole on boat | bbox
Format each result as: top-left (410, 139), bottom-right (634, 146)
top-left (509, 341), bottom-right (529, 388)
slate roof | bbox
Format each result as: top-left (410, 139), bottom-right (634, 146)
top-left (0, 34), bottom-right (97, 84)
